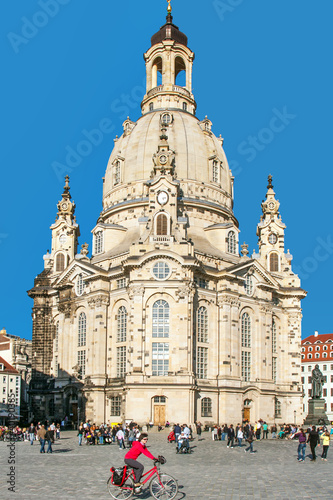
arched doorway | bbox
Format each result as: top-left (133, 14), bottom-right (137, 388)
top-left (152, 396), bottom-right (166, 425)
top-left (243, 399), bottom-right (252, 422)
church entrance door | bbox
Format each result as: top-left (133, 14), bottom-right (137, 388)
top-left (154, 405), bottom-right (165, 426)
top-left (243, 408), bottom-right (250, 422)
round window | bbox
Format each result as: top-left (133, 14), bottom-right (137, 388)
top-left (152, 261), bottom-right (171, 280)
top-left (161, 113), bottom-right (172, 125)
top-left (268, 233), bottom-right (277, 245)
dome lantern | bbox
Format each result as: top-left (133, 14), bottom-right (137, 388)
top-left (142, 6), bottom-right (196, 115)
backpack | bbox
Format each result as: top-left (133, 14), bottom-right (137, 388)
top-left (110, 466), bottom-right (127, 486)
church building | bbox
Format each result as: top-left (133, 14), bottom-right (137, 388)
top-left (28, 4), bottom-right (306, 426)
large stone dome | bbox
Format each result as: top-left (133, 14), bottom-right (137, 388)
top-left (103, 109), bottom-right (233, 214)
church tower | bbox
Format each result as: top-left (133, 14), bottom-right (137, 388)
top-left (28, 4), bottom-right (306, 426)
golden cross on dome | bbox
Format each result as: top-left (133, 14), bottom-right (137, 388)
top-left (167, 0), bottom-right (172, 13)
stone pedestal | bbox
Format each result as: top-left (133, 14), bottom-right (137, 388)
top-left (304, 399), bottom-right (330, 426)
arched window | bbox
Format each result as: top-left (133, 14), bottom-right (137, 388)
top-left (201, 397), bottom-right (212, 417)
top-left (94, 231), bottom-right (103, 255)
top-left (241, 313), bottom-right (251, 348)
top-left (114, 161), bottom-right (121, 185)
top-left (152, 300), bottom-right (169, 338)
top-left (269, 253), bottom-right (279, 272)
top-left (56, 253), bottom-right (65, 272)
top-left (55, 321), bottom-right (59, 352)
top-left (183, 102), bottom-right (187, 111)
top-left (197, 306), bottom-right (208, 343)
top-left (244, 275), bottom-right (254, 296)
top-left (152, 57), bottom-right (162, 87)
top-left (78, 312), bottom-right (86, 347)
top-left (117, 306), bottom-right (127, 343)
top-left (156, 213), bottom-right (168, 235)
top-left (175, 56), bottom-right (186, 86)
top-left (149, 102), bottom-right (154, 112)
top-left (76, 274), bottom-right (85, 296)
top-left (274, 399), bottom-right (281, 418)
top-left (227, 231), bottom-right (236, 254)
top-left (272, 319), bottom-right (277, 353)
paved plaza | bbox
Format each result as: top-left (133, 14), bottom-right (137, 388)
top-left (1, 430), bottom-right (333, 499)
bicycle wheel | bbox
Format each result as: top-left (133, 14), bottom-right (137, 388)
top-left (107, 476), bottom-right (134, 500)
top-left (150, 473), bottom-right (178, 500)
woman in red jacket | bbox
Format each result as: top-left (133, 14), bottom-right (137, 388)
top-left (124, 433), bottom-right (157, 488)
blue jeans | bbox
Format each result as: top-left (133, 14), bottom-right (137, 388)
top-left (30, 433), bottom-right (34, 445)
top-left (221, 432), bottom-right (226, 441)
top-left (238, 438), bottom-right (243, 447)
top-left (78, 434), bottom-right (83, 446)
top-left (40, 438), bottom-right (45, 453)
top-left (175, 433), bottom-right (180, 443)
top-left (47, 440), bottom-right (53, 453)
top-left (245, 442), bottom-right (253, 452)
top-left (99, 435), bottom-right (104, 444)
top-left (298, 442), bottom-right (306, 460)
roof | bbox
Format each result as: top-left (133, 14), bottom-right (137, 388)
top-left (151, 14), bottom-right (188, 47)
top-left (0, 356), bottom-right (19, 374)
top-left (302, 333), bottom-right (333, 344)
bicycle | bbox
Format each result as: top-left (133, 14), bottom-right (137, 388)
top-left (107, 457), bottom-right (178, 500)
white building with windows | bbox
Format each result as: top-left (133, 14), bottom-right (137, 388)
top-left (301, 333), bottom-right (333, 423)
top-left (0, 356), bottom-right (21, 422)
top-left (28, 5), bottom-right (306, 426)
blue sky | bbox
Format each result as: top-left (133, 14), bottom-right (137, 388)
top-left (1, 0), bottom-right (332, 340)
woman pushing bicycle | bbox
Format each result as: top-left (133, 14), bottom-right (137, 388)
top-left (124, 433), bottom-right (157, 490)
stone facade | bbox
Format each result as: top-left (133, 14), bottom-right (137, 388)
top-left (28, 7), bottom-right (306, 426)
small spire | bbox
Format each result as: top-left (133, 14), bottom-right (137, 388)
top-left (167, 0), bottom-right (172, 14)
top-left (267, 174), bottom-right (273, 190)
top-left (62, 175), bottom-right (71, 200)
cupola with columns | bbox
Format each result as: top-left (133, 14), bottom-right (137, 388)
top-left (141, 1), bottom-right (196, 115)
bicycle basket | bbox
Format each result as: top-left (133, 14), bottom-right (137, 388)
top-left (110, 466), bottom-right (127, 486)
top-left (158, 455), bottom-right (166, 464)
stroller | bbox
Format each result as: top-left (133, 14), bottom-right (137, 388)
top-left (176, 436), bottom-right (191, 454)
top-left (167, 430), bottom-right (175, 443)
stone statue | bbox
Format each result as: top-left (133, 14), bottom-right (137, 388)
top-left (311, 364), bottom-right (325, 399)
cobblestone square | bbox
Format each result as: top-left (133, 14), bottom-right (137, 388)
top-left (1, 431), bottom-right (333, 499)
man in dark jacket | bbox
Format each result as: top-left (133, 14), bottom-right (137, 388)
top-left (227, 424), bottom-right (235, 448)
top-left (174, 424), bottom-right (181, 443)
top-left (28, 423), bottom-right (36, 445)
top-left (45, 426), bottom-right (54, 454)
top-left (307, 426), bottom-right (320, 461)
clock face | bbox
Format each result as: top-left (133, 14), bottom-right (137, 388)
top-left (59, 234), bottom-right (67, 245)
top-left (268, 202), bottom-right (275, 210)
top-left (157, 191), bottom-right (169, 205)
top-left (61, 202), bottom-right (68, 210)
top-left (268, 233), bottom-right (277, 245)
top-left (159, 155), bottom-right (167, 165)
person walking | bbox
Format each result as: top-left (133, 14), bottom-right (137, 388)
top-left (294, 428), bottom-right (307, 462)
top-left (28, 423), bottom-right (36, 445)
top-left (227, 424), bottom-right (235, 448)
top-left (37, 425), bottom-right (46, 453)
top-left (222, 424), bottom-right (228, 441)
top-left (116, 427), bottom-right (126, 449)
top-left (307, 426), bottom-right (320, 461)
top-left (237, 427), bottom-right (244, 447)
top-left (244, 426), bottom-right (255, 454)
top-left (320, 430), bottom-right (330, 460)
top-left (45, 426), bottom-right (54, 453)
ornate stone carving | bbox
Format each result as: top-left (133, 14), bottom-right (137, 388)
top-left (176, 283), bottom-right (195, 301)
top-left (88, 295), bottom-right (110, 309)
top-left (218, 296), bottom-right (240, 308)
top-left (128, 286), bottom-right (145, 299)
top-left (58, 302), bottom-right (71, 318)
